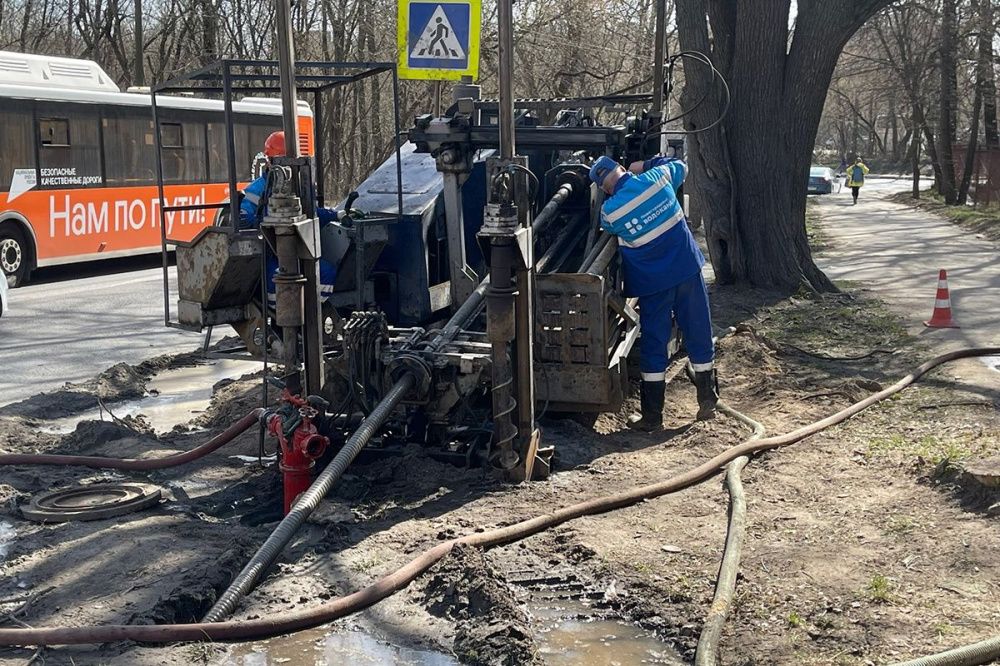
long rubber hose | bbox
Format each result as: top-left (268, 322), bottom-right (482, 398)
top-left (202, 374), bottom-right (415, 622)
top-left (890, 635), bottom-right (1000, 666)
top-left (694, 402), bottom-right (764, 666)
top-left (0, 347), bottom-right (996, 646)
top-left (0, 409), bottom-right (263, 470)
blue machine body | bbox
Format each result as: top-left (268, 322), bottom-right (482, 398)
top-left (343, 143), bottom-right (487, 325)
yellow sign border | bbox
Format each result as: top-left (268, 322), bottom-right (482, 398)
top-left (397, 0), bottom-right (481, 81)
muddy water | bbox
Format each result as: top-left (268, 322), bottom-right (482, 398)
top-left (222, 628), bottom-right (459, 665)
top-left (528, 589), bottom-right (685, 665)
top-left (40, 359), bottom-right (259, 435)
top-left (219, 589), bottom-right (683, 665)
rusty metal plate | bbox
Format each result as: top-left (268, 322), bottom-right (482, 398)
top-left (22, 483), bottom-right (162, 523)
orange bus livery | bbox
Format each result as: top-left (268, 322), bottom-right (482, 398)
top-left (0, 51), bottom-right (314, 287)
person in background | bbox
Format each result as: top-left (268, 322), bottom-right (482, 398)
top-left (846, 156), bottom-right (869, 205)
top-left (589, 154), bottom-right (720, 430)
top-left (239, 131), bottom-right (341, 304)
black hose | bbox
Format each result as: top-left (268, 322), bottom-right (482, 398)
top-left (202, 374), bottom-right (415, 622)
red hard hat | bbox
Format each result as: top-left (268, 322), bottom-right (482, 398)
top-left (263, 131), bottom-right (286, 158)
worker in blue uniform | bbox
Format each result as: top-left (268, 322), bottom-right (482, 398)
top-left (589, 154), bottom-right (719, 429)
top-left (240, 131), bottom-right (340, 305)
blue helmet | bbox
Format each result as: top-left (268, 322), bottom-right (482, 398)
top-left (589, 156), bottom-right (620, 188)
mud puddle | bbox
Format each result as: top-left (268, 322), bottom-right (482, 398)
top-left (39, 359), bottom-right (259, 434)
top-left (222, 627), bottom-right (459, 665)
top-left (519, 575), bottom-right (685, 665)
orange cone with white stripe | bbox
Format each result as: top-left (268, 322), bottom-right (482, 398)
top-left (924, 269), bottom-right (960, 328)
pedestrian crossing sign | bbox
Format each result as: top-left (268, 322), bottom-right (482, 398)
top-left (397, 0), bottom-right (481, 81)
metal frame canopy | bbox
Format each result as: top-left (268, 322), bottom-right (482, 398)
top-left (150, 58), bottom-right (405, 331)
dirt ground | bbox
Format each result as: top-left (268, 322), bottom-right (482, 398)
top-left (0, 283), bottom-right (998, 665)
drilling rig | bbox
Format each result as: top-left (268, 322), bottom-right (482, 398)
top-left (159, 0), bottom-right (689, 496)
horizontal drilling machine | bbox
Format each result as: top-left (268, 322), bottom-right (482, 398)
top-left (163, 0), bottom-right (686, 504)
top-left (170, 91), bottom-right (685, 494)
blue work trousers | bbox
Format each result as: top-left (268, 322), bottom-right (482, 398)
top-left (638, 271), bottom-right (714, 379)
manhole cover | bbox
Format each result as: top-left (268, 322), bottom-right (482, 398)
top-left (963, 457), bottom-right (1000, 489)
top-left (22, 483), bottom-right (162, 523)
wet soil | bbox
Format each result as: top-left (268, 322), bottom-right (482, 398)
top-left (0, 289), bottom-right (998, 666)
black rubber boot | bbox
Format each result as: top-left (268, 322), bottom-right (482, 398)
top-left (628, 380), bottom-right (665, 432)
top-left (694, 369), bottom-right (720, 421)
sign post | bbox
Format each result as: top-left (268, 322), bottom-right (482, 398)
top-left (397, 0), bottom-right (481, 81)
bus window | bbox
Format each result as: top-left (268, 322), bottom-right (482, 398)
top-left (39, 118), bottom-right (70, 146)
top-left (159, 118), bottom-right (207, 184)
top-left (160, 123), bottom-right (183, 148)
top-left (248, 123), bottom-right (279, 161)
top-left (36, 107), bottom-right (102, 188)
top-left (102, 110), bottom-right (156, 186)
top-left (0, 104), bottom-right (35, 192)
top-left (207, 121), bottom-right (252, 182)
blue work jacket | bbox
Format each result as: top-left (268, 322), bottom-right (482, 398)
top-left (600, 157), bottom-right (704, 297)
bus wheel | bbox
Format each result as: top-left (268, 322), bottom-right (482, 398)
top-left (0, 222), bottom-right (31, 287)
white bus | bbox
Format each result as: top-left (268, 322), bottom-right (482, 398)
top-left (0, 51), bottom-right (314, 286)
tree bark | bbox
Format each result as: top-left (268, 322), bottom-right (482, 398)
top-left (937, 0), bottom-right (959, 203)
top-left (976, 0), bottom-right (998, 148)
top-left (957, 84), bottom-right (982, 206)
top-left (911, 105), bottom-right (920, 199)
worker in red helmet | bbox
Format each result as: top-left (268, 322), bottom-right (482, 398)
top-left (264, 130), bottom-right (285, 158)
top-left (239, 131), bottom-right (342, 304)
top-left (240, 131), bottom-right (339, 225)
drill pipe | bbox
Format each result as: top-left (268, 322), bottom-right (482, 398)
top-left (579, 232), bottom-right (612, 273)
top-left (203, 374), bottom-right (415, 622)
top-left (584, 235), bottom-right (618, 276)
top-left (531, 182), bottom-right (574, 234)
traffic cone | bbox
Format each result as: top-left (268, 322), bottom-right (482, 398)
top-left (924, 269), bottom-right (960, 328)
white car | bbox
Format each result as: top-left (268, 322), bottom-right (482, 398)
top-left (0, 268), bottom-right (8, 318)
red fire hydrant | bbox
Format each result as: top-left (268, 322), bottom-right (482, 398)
top-left (267, 391), bottom-right (330, 515)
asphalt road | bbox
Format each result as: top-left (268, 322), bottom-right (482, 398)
top-left (814, 176), bottom-right (1000, 380)
top-left (0, 255), bottom-right (203, 408)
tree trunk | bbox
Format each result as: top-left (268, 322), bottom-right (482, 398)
top-left (977, 0), bottom-right (999, 148)
top-left (200, 0), bottom-right (218, 66)
top-left (957, 85), bottom-right (982, 206)
top-left (911, 106), bottom-right (920, 199)
top-left (675, 0), bottom-right (891, 292)
top-left (938, 0), bottom-right (959, 203)
top-left (132, 0), bottom-right (144, 85)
